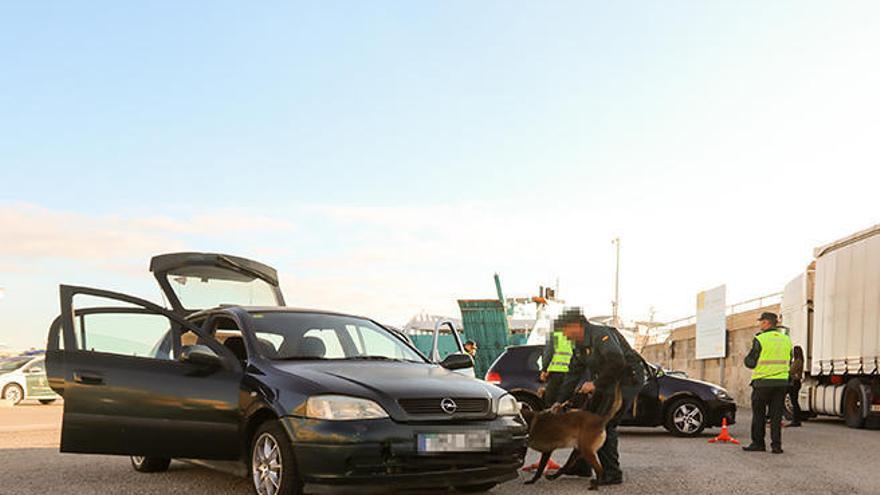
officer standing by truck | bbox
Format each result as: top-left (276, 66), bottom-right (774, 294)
top-left (743, 312), bottom-right (793, 454)
top-left (554, 308), bottom-right (646, 486)
top-left (539, 327), bottom-right (574, 405)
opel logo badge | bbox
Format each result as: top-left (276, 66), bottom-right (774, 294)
top-left (440, 398), bottom-right (457, 414)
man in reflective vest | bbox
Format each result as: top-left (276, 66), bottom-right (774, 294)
top-left (540, 328), bottom-right (574, 405)
top-left (743, 312), bottom-right (793, 454)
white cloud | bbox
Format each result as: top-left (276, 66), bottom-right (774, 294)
top-left (0, 202), bottom-right (295, 264)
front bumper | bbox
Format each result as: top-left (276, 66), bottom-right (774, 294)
top-left (706, 399), bottom-right (737, 427)
top-left (282, 415), bottom-right (528, 493)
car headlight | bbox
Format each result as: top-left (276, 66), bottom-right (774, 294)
top-left (496, 394), bottom-right (521, 416)
top-left (305, 395), bottom-right (389, 421)
top-left (711, 387), bottom-right (732, 401)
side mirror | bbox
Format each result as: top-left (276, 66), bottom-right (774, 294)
top-left (440, 353), bottom-right (474, 371)
top-left (181, 345), bottom-right (223, 368)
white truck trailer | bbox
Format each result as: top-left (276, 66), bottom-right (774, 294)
top-left (781, 224), bottom-right (880, 428)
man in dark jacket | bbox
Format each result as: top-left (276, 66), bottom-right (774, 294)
top-left (743, 312), bottom-right (793, 454)
top-left (554, 308), bottom-right (646, 486)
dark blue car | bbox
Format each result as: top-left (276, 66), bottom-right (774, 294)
top-left (485, 345), bottom-right (736, 437)
top-left (46, 253), bottom-right (528, 495)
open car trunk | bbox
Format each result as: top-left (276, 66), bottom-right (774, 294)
top-left (150, 252), bottom-right (285, 315)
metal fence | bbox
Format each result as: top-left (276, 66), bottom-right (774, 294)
top-left (644, 292), bottom-right (783, 345)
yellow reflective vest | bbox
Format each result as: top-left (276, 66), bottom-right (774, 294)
top-left (751, 330), bottom-right (793, 382)
top-left (547, 331), bottom-right (573, 373)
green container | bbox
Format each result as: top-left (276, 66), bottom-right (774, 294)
top-left (410, 334), bottom-right (461, 362)
top-left (458, 299), bottom-right (510, 379)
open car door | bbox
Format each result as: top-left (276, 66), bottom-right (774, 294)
top-left (45, 285), bottom-right (243, 460)
top-left (431, 319), bottom-right (476, 378)
top-left (150, 252), bottom-right (285, 315)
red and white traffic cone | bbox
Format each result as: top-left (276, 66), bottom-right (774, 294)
top-left (521, 458), bottom-right (562, 472)
top-left (708, 418), bottom-right (740, 445)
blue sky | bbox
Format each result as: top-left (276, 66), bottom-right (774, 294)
top-left (2, 2), bottom-right (879, 348)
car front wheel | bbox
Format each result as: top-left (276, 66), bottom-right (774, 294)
top-left (130, 456), bottom-right (171, 473)
top-left (251, 420), bottom-right (302, 495)
top-left (665, 398), bottom-right (706, 437)
top-left (2, 384), bottom-right (24, 405)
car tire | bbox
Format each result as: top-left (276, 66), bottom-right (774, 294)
top-left (130, 456), bottom-right (171, 473)
top-left (250, 420), bottom-right (302, 495)
top-left (2, 383), bottom-right (24, 405)
top-left (455, 482), bottom-right (499, 492)
top-left (665, 398), bottom-right (707, 437)
top-left (39, 399), bottom-right (56, 405)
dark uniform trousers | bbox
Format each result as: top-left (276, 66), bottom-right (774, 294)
top-left (751, 386), bottom-right (787, 450)
top-left (543, 372), bottom-right (567, 406)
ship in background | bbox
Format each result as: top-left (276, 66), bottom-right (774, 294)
top-left (403, 275), bottom-right (649, 378)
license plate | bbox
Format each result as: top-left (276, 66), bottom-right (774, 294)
top-left (871, 404), bottom-right (880, 413)
top-left (417, 431), bottom-right (491, 453)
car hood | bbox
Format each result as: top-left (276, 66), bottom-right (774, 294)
top-left (663, 374), bottom-right (728, 396)
top-left (270, 360), bottom-right (499, 401)
top-left (669, 375), bottom-right (722, 388)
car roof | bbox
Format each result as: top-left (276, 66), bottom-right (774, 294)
top-left (187, 305), bottom-right (380, 323)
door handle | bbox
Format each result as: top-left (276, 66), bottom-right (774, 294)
top-left (73, 371), bottom-right (104, 385)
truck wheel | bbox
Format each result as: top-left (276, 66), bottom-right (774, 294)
top-left (665, 398), bottom-right (707, 437)
top-left (130, 456), bottom-right (171, 472)
top-left (783, 393), bottom-right (795, 421)
top-left (2, 384), bottom-right (24, 405)
top-left (844, 379), bottom-right (868, 429)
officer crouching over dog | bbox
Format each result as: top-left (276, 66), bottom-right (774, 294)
top-left (552, 307), bottom-right (646, 486)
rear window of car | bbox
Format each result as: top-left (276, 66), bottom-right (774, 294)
top-left (497, 347), bottom-right (542, 372)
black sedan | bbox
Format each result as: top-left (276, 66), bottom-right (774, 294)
top-left (45, 253), bottom-right (528, 495)
top-left (485, 345), bottom-right (736, 436)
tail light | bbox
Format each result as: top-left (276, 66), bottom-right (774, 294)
top-left (485, 371), bottom-right (502, 384)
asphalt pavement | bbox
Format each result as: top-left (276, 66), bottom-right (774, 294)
top-left (1, 402), bottom-right (878, 495)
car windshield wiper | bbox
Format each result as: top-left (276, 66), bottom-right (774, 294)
top-left (343, 355), bottom-right (422, 362)
top-left (272, 356), bottom-right (332, 361)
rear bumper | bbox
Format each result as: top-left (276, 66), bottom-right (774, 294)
top-left (706, 399), bottom-right (737, 427)
top-left (282, 415), bottom-right (528, 493)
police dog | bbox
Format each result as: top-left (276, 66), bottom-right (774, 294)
top-left (521, 384), bottom-right (622, 490)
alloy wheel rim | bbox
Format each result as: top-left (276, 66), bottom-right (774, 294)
top-left (5, 386), bottom-right (22, 404)
top-left (673, 403), bottom-right (703, 433)
top-left (252, 433), bottom-right (283, 495)
top-left (132, 456), bottom-right (145, 466)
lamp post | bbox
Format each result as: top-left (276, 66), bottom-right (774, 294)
top-left (611, 237), bottom-right (620, 328)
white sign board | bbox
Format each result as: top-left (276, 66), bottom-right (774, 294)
top-left (696, 285), bottom-right (726, 359)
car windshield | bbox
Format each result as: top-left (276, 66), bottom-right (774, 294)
top-left (248, 312), bottom-right (425, 362)
top-left (0, 357), bottom-right (31, 372)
